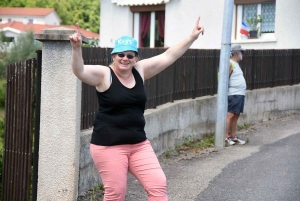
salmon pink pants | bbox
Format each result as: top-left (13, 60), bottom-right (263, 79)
top-left (90, 140), bottom-right (168, 201)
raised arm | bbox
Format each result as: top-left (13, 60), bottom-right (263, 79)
top-left (136, 17), bottom-right (204, 80)
top-left (69, 23), bottom-right (106, 86)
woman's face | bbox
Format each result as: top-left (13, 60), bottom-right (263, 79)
top-left (112, 51), bottom-right (138, 70)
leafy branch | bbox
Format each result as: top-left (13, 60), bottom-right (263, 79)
top-left (246, 14), bottom-right (262, 31)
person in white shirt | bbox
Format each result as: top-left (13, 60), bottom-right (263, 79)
top-left (225, 44), bottom-right (246, 146)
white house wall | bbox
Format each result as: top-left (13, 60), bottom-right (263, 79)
top-left (272, 0), bottom-right (300, 49)
top-left (100, 0), bottom-right (300, 49)
top-left (165, 0), bottom-right (300, 49)
top-left (0, 12), bottom-right (60, 25)
top-left (165, 0), bottom-right (225, 49)
top-left (44, 12), bottom-right (61, 25)
top-left (0, 15), bottom-right (25, 23)
top-left (31, 16), bottom-right (46, 25)
top-left (2, 29), bottom-right (19, 38)
top-left (233, 0), bottom-right (300, 49)
top-left (100, 0), bottom-right (134, 48)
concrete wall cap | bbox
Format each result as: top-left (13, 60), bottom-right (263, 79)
top-left (34, 27), bottom-right (89, 43)
top-left (42, 27), bottom-right (76, 35)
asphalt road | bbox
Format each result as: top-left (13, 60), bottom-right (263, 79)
top-left (124, 113), bottom-right (300, 201)
top-left (196, 133), bottom-right (300, 201)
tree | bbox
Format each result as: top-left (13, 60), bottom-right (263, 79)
top-left (0, 0), bottom-right (27, 7)
top-left (0, 31), bottom-right (10, 78)
top-left (0, 0), bottom-right (101, 34)
top-left (5, 31), bottom-right (42, 65)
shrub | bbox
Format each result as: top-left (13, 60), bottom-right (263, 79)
top-left (0, 117), bottom-right (3, 141)
top-left (0, 147), bottom-right (2, 200)
top-left (0, 118), bottom-right (4, 200)
top-left (0, 79), bottom-right (5, 107)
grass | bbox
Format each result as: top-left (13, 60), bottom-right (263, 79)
top-left (237, 123), bottom-right (251, 130)
top-left (89, 184), bottom-right (104, 201)
top-left (177, 135), bottom-right (215, 151)
top-left (77, 183), bottom-right (105, 201)
top-left (163, 134), bottom-right (215, 158)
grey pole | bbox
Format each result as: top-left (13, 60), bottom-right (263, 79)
top-left (215, 0), bottom-right (234, 148)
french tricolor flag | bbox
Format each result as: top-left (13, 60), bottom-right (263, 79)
top-left (240, 20), bottom-right (250, 36)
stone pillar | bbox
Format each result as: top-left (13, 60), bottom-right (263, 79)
top-left (35, 27), bottom-right (88, 200)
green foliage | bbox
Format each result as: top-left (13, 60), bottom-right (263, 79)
top-left (163, 150), bottom-right (171, 158)
top-left (246, 14), bottom-right (263, 31)
top-left (83, 38), bottom-right (100, 48)
top-left (0, 147), bottom-right (2, 201)
top-left (5, 31), bottom-right (42, 65)
top-left (0, 118), bottom-right (3, 146)
top-left (0, 0), bottom-right (27, 7)
top-left (0, 79), bottom-right (5, 108)
top-left (0, 0), bottom-right (101, 34)
top-left (237, 123), bottom-right (251, 131)
top-left (0, 31), bottom-right (11, 43)
top-left (0, 118), bottom-right (4, 200)
top-left (175, 134), bottom-right (215, 152)
top-left (0, 31), bottom-right (11, 78)
top-left (0, 30), bottom-right (41, 79)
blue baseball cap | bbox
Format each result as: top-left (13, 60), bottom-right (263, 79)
top-left (111, 36), bottom-right (138, 55)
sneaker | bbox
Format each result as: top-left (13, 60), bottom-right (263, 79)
top-left (232, 136), bottom-right (246, 145)
top-left (225, 138), bottom-right (236, 145)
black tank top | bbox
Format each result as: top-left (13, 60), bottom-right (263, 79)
top-left (90, 67), bottom-right (147, 146)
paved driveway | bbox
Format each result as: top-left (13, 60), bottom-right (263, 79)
top-left (125, 113), bottom-right (300, 201)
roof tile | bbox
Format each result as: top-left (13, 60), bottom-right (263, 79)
top-left (0, 7), bottom-right (54, 16)
top-left (0, 21), bottom-right (99, 39)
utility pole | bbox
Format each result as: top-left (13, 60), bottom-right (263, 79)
top-left (215, 0), bottom-right (234, 148)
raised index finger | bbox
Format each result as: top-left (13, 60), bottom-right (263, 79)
top-left (195, 16), bottom-right (201, 28)
top-left (76, 23), bottom-right (80, 34)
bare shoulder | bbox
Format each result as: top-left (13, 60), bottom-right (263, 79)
top-left (133, 62), bottom-right (145, 81)
top-left (94, 64), bottom-right (111, 79)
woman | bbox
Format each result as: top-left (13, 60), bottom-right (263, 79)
top-left (70, 17), bottom-right (204, 201)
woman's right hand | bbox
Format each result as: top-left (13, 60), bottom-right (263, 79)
top-left (69, 23), bottom-right (82, 48)
top-left (190, 16), bottom-right (204, 40)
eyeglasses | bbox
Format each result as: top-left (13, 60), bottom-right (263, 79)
top-left (117, 53), bottom-right (135, 59)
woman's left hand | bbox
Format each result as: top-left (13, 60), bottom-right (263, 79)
top-left (191, 17), bottom-right (204, 40)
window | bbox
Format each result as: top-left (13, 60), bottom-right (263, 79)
top-left (234, 0), bottom-right (276, 39)
top-left (28, 19), bottom-right (34, 24)
top-left (7, 37), bottom-right (14, 42)
top-left (242, 2), bottom-right (275, 33)
top-left (260, 3), bottom-right (276, 33)
top-left (131, 5), bottom-right (165, 48)
top-left (8, 18), bottom-right (11, 22)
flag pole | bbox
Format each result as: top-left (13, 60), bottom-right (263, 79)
top-left (214, 0), bottom-right (234, 148)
